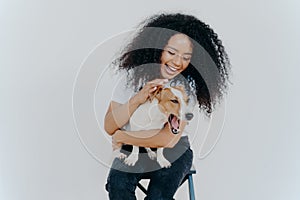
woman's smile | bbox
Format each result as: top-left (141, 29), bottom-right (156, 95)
top-left (164, 64), bottom-right (180, 74)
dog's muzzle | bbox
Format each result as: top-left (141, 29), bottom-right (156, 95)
top-left (171, 128), bottom-right (180, 134)
top-left (185, 113), bottom-right (194, 121)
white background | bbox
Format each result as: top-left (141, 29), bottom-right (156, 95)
top-left (1, 0), bottom-right (300, 199)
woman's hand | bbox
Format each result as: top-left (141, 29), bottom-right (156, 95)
top-left (104, 79), bottom-right (168, 135)
top-left (132, 79), bottom-right (168, 105)
top-left (112, 131), bottom-right (123, 150)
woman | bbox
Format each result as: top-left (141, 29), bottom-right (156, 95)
top-left (104, 13), bottom-right (230, 200)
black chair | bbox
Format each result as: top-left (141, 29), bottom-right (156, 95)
top-left (137, 165), bottom-right (196, 200)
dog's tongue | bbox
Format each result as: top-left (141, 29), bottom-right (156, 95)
top-left (171, 115), bottom-right (179, 129)
top-left (168, 114), bottom-right (180, 134)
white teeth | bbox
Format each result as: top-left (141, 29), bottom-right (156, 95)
top-left (166, 65), bottom-right (177, 72)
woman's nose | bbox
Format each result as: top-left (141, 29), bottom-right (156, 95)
top-left (172, 55), bottom-right (182, 66)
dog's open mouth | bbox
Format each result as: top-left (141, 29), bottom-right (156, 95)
top-left (168, 114), bottom-right (180, 134)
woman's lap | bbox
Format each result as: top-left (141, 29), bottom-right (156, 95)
top-left (106, 137), bottom-right (193, 200)
top-left (144, 148), bottom-right (193, 200)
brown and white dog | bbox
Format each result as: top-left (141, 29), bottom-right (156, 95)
top-left (116, 85), bottom-right (194, 168)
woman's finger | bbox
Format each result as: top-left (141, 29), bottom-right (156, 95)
top-left (148, 79), bottom-right (168, 85)
top-left (135, 79), bottom-right (168, 104)
top-left (149, 86), bottom-right (157, 93)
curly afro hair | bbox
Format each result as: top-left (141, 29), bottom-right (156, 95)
top-left (114, 13), bottom-right (231, 115)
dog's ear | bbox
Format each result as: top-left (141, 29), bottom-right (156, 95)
top-left (149, 86), bottom-right (163, 102)
top-left (173, 85), bottom-right (188, 103)
top-left (173, 85), bottom-right (185, 92)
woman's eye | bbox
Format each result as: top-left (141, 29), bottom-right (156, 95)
top-left (183, 56), bottom-right (191, 61)
top-left (168, 51), bottom-right (175, 55)
top-left (170, 99), bottom-right (179, 104)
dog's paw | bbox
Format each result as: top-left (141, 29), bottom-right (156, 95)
top-left (124, 154), bottom-right (138, 166)
top-left (117, 153), bottom-right (127, 160)
top-left (157, 157), bottom-right (171, 168)
top-left (147, 151), bottom-right (157, 160)
top-left (112, 150), bottom-right (127, 160)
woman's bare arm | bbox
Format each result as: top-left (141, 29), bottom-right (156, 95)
top-left (112, 121), bottom-right (187, 148)
top-left (104, 99), bottom-right (140, 135)
top-left (104, 79), bottom-right (168, 135)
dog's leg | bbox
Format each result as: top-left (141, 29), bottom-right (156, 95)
top-left (113, 148), bottom-right (127, 160)
top-left (112, 139), bottom-right (127, 160)
top-left (157, 148), bottom-right (171, 168)
top-left (112, 143), bottom-right (127, 159)
top-left (145, 147), bottom-right (156, 160)
top-left (124, 146), bottom-right (139, 166)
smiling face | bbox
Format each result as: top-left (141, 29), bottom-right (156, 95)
top-left (160, 34), bottom-right (193, 80)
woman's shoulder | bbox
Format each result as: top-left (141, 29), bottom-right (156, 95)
top-left (111, 71), bottom-right (135, 104)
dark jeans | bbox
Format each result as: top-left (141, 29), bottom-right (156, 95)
top-left (105, 136), bottom-right (193, 200)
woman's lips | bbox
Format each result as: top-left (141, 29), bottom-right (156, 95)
top-left (165, 64), bottom-right (179, 74)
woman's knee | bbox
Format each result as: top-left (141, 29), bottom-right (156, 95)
top-left (106, 170), bottom-right (139, 194)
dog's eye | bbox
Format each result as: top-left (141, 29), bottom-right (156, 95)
top-left (170, 99), bottom-right (179, 104)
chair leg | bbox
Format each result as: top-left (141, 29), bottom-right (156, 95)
top-left (137, 182), bottom-right (148, 195)
top-left (188, 174), bottom-right (196, 200)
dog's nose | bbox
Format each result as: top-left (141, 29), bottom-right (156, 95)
top-left (185, 113), bottom-right (194, 121)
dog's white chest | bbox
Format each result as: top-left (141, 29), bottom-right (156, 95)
top-left (129, 99), bottom-right (166, 131)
